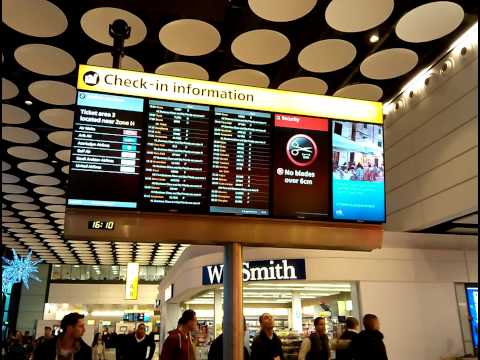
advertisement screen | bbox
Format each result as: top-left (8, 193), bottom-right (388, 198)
top-left (273, 114), bottom-right (330, 219)
top-left (332, 120), bottom-right (385, 222)
top-left (466, 286), bottom-right (478, 349)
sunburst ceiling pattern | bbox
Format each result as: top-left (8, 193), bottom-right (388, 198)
top-left (1, 0), bottom-right (478, 265)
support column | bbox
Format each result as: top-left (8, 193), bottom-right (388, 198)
top-left (214, 289), bottom-right (223, 338)
top-left (291, 292), bottom-right (303, 334)
top-left (223, 243), bottom-right (244, 360)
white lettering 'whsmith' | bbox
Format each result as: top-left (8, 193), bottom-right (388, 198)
top-left (206, 260), bottom-right (299, 284)
top-left (207, 264), bottom-right (224, 284)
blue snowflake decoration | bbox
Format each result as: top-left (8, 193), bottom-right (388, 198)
top-left (2, 249), bottom-right (43, 295)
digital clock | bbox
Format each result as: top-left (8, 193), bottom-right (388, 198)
top-left (88, 220), bottom-right (115, 230)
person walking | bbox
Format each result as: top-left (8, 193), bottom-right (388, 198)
top-left (335, 317), bottom-right (359, 360)
top-left (298, 317), bottom-right (330, 360)
top-left (350, 314), bottom-right (388, 360)
top-left (125, 323), bottom-right (155, 360)
top-left (7, 331), bottom-right (26, 360)
top-left (208, 317), bottom-right (250, 360)
top-left (160, 309), bottom-right (198, 360)
top-left (250, 313), bottom-right (285, 360)
top-left (92, 332), bottom-right (106, 360)
top-left (34, 326), bottom-right (53, 349)
top-left (33, 312), bottom-right (91, 360)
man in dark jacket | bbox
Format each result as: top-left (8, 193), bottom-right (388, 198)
top-left (251, 313), bottom-right (285, 360)
top-left (161, 309), bottom-right (197, 360)
top-left (125, 323), bottom-right (155, 360)
top-left (33, 312), bottom-right (91, 360)
top-left (299, 317), bottom-right (330, 360)
top-left (351, 314), bottom-right (388, 360)
top-left (208, 317), bottom-right (250, 360)
top-left (335, 317), bottom-right (359, 360)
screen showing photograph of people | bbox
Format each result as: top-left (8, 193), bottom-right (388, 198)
top-left (332, 120), bottom-right (385, 222)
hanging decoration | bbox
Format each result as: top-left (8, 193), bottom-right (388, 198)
top-left (2, 249), bottom-right (43, 295)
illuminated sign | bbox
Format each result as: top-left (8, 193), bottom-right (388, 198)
top-left (125, 263), bottom-right (139, 300)
top-left (77, 65), bottom-right (383, 125)
top-left (88, 220), bottom-right (115, 230)
top-left (202, 259), bottom-right (306, 285)
top-left (164, 284), bottom-right (173, 302)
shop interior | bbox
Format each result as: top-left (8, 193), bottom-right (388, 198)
top-left (183, 282), bottom-right (356, 360)
top-left (43, 303), bottom-right (159, 335)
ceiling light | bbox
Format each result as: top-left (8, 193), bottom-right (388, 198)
top-left (369, 34), bottom-right (380, 43)
top-left (24, 100), bottom-right (33, 105)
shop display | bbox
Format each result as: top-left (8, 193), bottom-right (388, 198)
top-left (68, 65), bottom-right (385, 224)
top-left (277, 330), bottom-right (303, 360)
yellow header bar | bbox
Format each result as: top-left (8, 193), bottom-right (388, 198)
top-left (77, 64), bottom-right (383, 124)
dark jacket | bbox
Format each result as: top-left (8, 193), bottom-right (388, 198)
top-left (125, 334), bottom-right (155, 360)
top-left (335, 330), bottom-right (358, 360)
top-left (250, 331), bottom-right (285, 360)
top-left (208, 333), bottom-right (250, 360)
top-left (350, 330), bottom-right (388, 360)
top-left (32, 336), bottom-right (91, 360)
top-left (306, 333), bottom-right (330, 360)
top-left (160, 329), bottom-right (195, 360)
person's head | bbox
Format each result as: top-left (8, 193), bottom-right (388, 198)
top-left (259, 313), bottom-right (274, 331)
top-left (314, 317), bottom-right (326, 335)
top-left (15, 331), bottom-right (23, 341)
top-left (136, 323), bottom-right (146, 339)
top-left (24, 331), bottom-right (30, 337)
top-left (363, 314), bottom-right (380, 331)
top-left (345, 317), bottom-right (359, 331)
top-left (178, 310), bottom-right (197, 332)
top-left (60, 312), bottom-right (86, 339)
top-left (44, 326), bottom-right (52, 337)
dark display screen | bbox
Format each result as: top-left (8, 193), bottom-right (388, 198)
top-left (68, 90), bottom-right (385, 223)
top-left (143, 100), bottom-right (210, 212)
top-left (67, 91), bottom-right (144, 209)
top-left (210, 107), bottom-right (271, 216)
top-left (272, 114), bottom-right (330, 219)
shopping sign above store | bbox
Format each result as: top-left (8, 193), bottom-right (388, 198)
top-left (202, 259), bottom-right (306, 285)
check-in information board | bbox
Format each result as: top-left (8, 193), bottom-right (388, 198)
top-left (66, 65), bottom-right (385, 244)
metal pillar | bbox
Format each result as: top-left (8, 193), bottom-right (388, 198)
top-left (223, 243), bottom-right (244, 360)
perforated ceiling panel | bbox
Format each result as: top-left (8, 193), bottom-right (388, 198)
top-left (2, 0), bottom-right (478, 264)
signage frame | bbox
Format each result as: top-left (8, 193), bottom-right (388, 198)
top-left (202, 259), bottom-right (306, 285)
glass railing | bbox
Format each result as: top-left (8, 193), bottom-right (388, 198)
top-left (50, 264), bottom-right (168, 282)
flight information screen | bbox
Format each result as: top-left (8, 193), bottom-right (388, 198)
top-left (143, 100), bottom-right (210, 212)
top-left (67, 84), bottom-right (384, 224)
top-left (210, 107), bottom-right (271, 216)
top-left (67, 91), bottom-right (144, 209)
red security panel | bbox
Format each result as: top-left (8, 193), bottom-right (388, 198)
top-left (274, 114), bottom-right (329, 132)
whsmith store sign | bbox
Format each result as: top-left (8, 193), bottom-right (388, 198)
top-left (202, 259), bottom-right (306, 285)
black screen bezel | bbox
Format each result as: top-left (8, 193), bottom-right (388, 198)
top-left (67, 90), bottom-right (386, 225)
